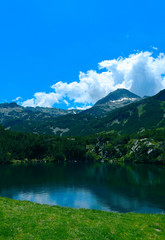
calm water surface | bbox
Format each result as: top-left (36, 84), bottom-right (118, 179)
top-left (0, 162), bottom-right (165, 213)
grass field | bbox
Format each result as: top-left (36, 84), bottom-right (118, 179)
top-left (0, 197), bottom-right (164, 240)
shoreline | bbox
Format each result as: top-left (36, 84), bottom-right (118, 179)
top-left (0, 158), bottom-right (165, 165)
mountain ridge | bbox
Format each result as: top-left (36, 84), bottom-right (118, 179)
top-left (0, 88), bottom-right (165, 136)
top-left (0, 102), bottom-right (81, 125)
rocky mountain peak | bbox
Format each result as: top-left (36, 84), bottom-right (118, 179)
top-left (94, 89), bottom-right (141, 106)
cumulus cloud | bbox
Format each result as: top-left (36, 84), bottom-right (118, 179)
top-left (21, 51), bottom-right (165, 108)
top-left (22, 92), bottom-right (61, 107)
top-left (51, 70), bottom-right (116, 104)
top-left (99, 51), bottom-right (165, 97)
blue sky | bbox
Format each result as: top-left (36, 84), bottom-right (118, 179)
top-left (0, 0), bottom-right (165, 109)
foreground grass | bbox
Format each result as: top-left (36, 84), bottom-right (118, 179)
top-left (0, 197), bottom-right (164, 240)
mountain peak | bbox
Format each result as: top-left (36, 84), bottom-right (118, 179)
top-left (0, 102), bottom-right (20, 108)
top-left (95, 89), bottom-right (141, 106)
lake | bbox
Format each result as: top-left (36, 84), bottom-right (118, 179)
top-left (0, 162), bottom-right (164, 213)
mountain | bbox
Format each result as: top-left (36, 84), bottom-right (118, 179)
top-left (81, 88), bottom-right (165, 135)
top-left (0, 102), bottom-right (80, 131)
top-left (81, 89), bottom-right (141, 116)
top-left (1, 89), bottom-right (165, 136)
top-left (22, 88), bottom-right (164, 136)
top-left (95, 88), bottom-right (141, 105)
top-left (92, 89), bottom-right (165, 134)
top-left (0, 89), bottom-right (140, 135)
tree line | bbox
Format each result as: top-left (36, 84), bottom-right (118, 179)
top-left (0, 125), bottom-right (165, 164)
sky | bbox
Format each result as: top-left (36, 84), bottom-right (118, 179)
top-left (0, 0), bottom-right (165, 109)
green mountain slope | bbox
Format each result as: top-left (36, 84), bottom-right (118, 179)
top-left (28, 88), bottom-right (165, 136)
top-left (0, 102), bottom-right (80, 133)
top-left (32, 89), bottom-right (165, 136)
top-left (1, 89), bottom-right (165, 136)
top-left (97, 89), bottom-right (165, 134)
top-left (0, 89), bottom-right (140, 135)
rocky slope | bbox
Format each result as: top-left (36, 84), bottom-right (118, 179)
top-left (0, 102), bottom-right (80, 126)
top-left (82, 89), bottom-right (141, 116)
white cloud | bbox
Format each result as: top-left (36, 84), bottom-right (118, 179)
top-left (76, 105), bottom-right (92, 110)
top-left (21, 51), bottom-right (165, 108)
top-left (51, 70), bottom-right (116, 104)
top-left (22, 98), bottom-right (36, 107)
top-left (12, 96), bottom-right (22, 102)
top-left (99, 51), bottom-right (165, 97)
top-left (68, 105), bottom-right (92, 110)
top-left (22, 92), bottom-right (61, 107)
top-left (152, 46), bottom-right (158, 50)
top-left (12, 96), bottom-right (23, 105)
top-left (12, 96), bottom-right (23, 104)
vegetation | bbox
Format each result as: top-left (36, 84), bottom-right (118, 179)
top-left (0, 125), bottom-right (165, 164)
top-left (0, 197), bottom-right (164, 240)
top-left (1, 89), bottom-right (165, 239)
top-left (2, 89), bottom-right (165, 136)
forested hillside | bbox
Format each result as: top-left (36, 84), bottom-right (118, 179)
top-left (0, 125), bottom-right (165, 164)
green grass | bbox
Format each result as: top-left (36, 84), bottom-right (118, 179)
top-left (0, 197), bottom-right (165, 240)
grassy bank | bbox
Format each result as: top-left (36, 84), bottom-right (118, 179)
top-left (0, 197), bottom-right (165, 239)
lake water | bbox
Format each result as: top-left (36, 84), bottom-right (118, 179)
top-left (0, 162), bottom-right (165, 213)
